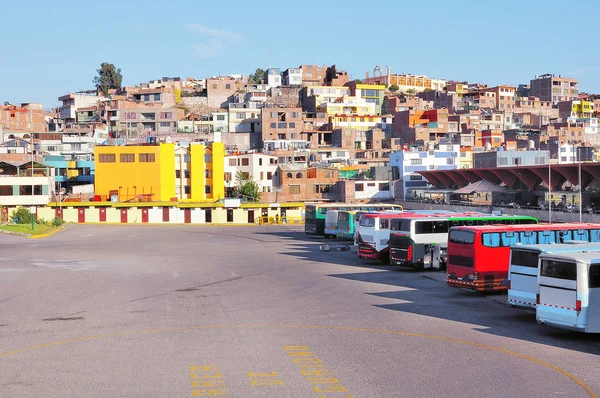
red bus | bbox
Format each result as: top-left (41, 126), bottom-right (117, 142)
top-left (446, 223), bottom-right (600, 292)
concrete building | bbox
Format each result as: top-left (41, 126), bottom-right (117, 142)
top-left (530, 74), bottom-right (579, 104)
top-left (94, 141), bottom-right (225, 203)
top-left (389, 143), bottom-right (460, 199)
top-left (264, 68), bottom-right (282, 88)
top-left (282, 68), bottom-right (302, 86)
top-left (325, 65), bottom-right (349, 86)
top-left (58, 92), bottom-right (106, 127)
top-left (224, 153), bottom-right (278, 197)
top-left (0, 156), bottom-right (55, 206)
top-left (346, 82), bottom-right (386, 114)
top-left (206, 77), bottom-right (237, 109)
top-left (0, 103), bottom-right (47, 133)
top-left (473, 149), bottom-right (549, 168)
top-left (273, 164), bottom-right (339, 202)
top-left (119, 107), bottom-right (184, 137)
top-left (300, 86), bottom-right (351, 112)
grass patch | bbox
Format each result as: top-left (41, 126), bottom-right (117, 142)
top-left (0, 223), bottom-right (58, 236)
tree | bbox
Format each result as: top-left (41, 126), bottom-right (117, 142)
top-left (248, 68), bottom-right (265, 85)
top-left (406, 88), bottom-right (417, 96)
top-left (389, 84), bottom-right (399, 92)
top-left (233, 171), bottom-right (260, 202)
top-left (93, 62), bottom-right (123, 95)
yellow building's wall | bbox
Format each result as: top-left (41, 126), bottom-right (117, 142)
top-left (211, 208), bottom-right (226, 223)
top-left (190, 143), bottom-right (206, 201)
top-left (212, 142), bottom-right (225, 201)
top-left (94, 145), bottom-right (162, 201)
top-left (159, 143), bottom-right (176, 201)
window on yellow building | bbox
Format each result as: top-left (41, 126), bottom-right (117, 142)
top-left (120, 153), bottom-right (135, 162)
top-left (175, 170), bottom-right (181, 178)
top-left (205, 185), bottom-right (211, 194)
top-left (205, 170), bottom-right (212, 178)
top-left (98, 154), bottom-right (116, 163)
top-left (139, 153), bottom-right (156, 162)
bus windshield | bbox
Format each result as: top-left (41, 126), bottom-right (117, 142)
top-left (448, 230), bottom-right (475, 244)
top-left (360, 217), bottom-right (376, 228)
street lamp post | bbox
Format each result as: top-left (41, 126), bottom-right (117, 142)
top-left (578, 146), bottom-right (582, 222)
top-left (31, 141), bottom-right (34, 230)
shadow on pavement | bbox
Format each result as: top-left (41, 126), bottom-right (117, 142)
top-left (259, 229), bottom-right (600, 356)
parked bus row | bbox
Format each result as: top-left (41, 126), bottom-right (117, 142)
top-left (308, 206), bottom-right (600, 333)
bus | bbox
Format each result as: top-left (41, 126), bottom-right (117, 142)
top-left (446, 223), bottom-right (600, 292)
top-left (357, 212), bottom-right (454, 261)
top-left (324, 210), bottom-right (339, 238)
top-left (389, 215), bottom-right (538, 270)
top-left (537, 251), bottom-right (600, 333)
top-left (304, 203), bottom-right (403, 236)
top-left (335, 211), bottom-right (357, 241)
top-left (508, 242), bottom-right (600, 310)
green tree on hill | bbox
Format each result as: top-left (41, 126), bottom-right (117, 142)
top-left (93, 62), bottom-right (123, 95)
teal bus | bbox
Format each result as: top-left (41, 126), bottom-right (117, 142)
top-left (305, 203), bottom-right (403, 236)
top-left (389, 214), bottom-right (539, 269)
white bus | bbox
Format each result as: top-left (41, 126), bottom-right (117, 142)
top-left (324, 210), bottom-right (339, 238)
top-left (508, 242), bottom-right (600, 309)
top-left (388, 214), bottom-right (536, 269)
top-left (537, 252), bottom-right (600, 333)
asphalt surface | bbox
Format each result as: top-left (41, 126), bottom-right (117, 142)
top-left (0, 224), bottom-right (598, 398)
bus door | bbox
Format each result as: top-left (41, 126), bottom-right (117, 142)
top-left (422, 244), bottom-right (441, 269)
top-left (588, 262), bottom-right (600, 332)
top-left (537, 257), bottom-right (579, 328)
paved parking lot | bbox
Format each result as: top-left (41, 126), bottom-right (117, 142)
top-left (0, 224), bottom-right (598, 397)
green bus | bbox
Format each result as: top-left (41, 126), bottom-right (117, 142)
top-left (305, 203), bottom-right (403, 236)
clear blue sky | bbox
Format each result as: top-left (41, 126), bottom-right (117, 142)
top-left (1, 0), bottom-right (599, 109)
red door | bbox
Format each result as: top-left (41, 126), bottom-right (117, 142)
top-left (142, 208), bottom-right (149, 223)
top-left (55, 208), bottom-right (62, 219)
top-left (184, 208), bottom-right (191, 224)
top-left (78, 208), bottom-right (85, 223)
top-left (2, 207), bottom-right (8, 222)
top-left (120, 208), bottom-right (127, 223)
top-left (99, 207), bottom-right (106, 222)
top-left (162, 207), bottom-right (170, 222)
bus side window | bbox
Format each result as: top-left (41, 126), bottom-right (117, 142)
top-left (509, 219), bottom-right (516, 225)
top-left (519, 231), bottom-right (536, 244)
top-left (590, 264), bottom-right (600, 288)
top-left (500, 232), bottom-right (519, 246)
top-left (433, 221), bottom-right (449, 233)
top-left (538, 230), bottom-right (556, 244)
top-left (451, 221), bottom-right (460, 227)
top-left (574, 229), bottom-right (589, 241)
top-left (482, 233), bottom-right (501, 247)
top-left (590, 229), bottom-right (600, 242)
top-left (559, 230), bottom-right (573, 243)
top-left (380, 219), bottom-right (389, 229)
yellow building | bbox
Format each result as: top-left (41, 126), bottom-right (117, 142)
top-left (94, 142), bottom-right (225, 203)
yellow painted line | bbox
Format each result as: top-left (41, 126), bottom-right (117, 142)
top-left (28, 226), bottom-right (66, 239)
top-left (0, 324), bottom-right (595, 398)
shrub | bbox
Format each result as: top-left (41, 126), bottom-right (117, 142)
top-left (51, 217), bottom-right (64, 227)
top-left (11, 207), bottom-right (33, 225)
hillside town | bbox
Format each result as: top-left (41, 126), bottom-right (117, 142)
top-left (1, 64), bottom-right (600, 214)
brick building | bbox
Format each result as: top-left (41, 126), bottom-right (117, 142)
top-left (0, 103), bottom-right (47, 133)
top-left (530, 74), bottom-right (579, 104)
top-left (261, 107), bottom-right (303, 142)
top-left (206, 77), bottom-right (237, 109)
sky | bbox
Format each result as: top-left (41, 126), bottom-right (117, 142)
top-left (1, 0), bottom-right (599, 109)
